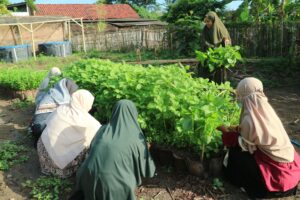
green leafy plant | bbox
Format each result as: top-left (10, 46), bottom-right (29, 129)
top-left (11, 98), bottom-right (34, 110)
top-left (23, 176), bottom-right (72, 200)
top-left (212, 178), bottom-right (224, 190)
top-left (0, 141), bottom-right (29, 170)
top-left (0, 68), bottom-right (47, 91)
top-left (195, 46), bottom-right (243, 72)
top-left (63, 59), bottom-right (240, 159)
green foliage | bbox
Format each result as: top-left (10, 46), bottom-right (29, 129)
top-left (168, 13), bottom-right (203, 56)
top-left (0, 54), bottom-right (81, 71)
top-left (25, 0), bottom-right (37, 11)
top-left (195, 46), bottom-right (242, 72)
top-left (131, 4), bottom-right (162, 19)
top-left (0, 68), bottom-right (47, 90)
top-left (23, 176), bottom-right (72, 200)
top-left (11, 98), bottom-right (34, 110)
top-left (0, 0), bottom-right (10, 15)
top-left (212, 178), bottom-right (224, 190)
top-left (234, 0), bottom-right (300, 22)
top-left (0, 141), bottom-right (29, 171)
top-left (85, 49), bottom-right (184, 61)
top-left (162, 0), bottom-right (232, 56)
top-left (63, 59), bottom-right (240, 157)
top-left (162, 0), bottom-right (231, 23)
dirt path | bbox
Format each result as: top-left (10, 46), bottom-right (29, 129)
top-left (0, 87), bottom-right (300, 200)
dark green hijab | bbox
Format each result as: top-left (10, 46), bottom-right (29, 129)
top-left (202, 11), bottom-right (231, 49)
top-left (76, 99), bottom-right (156, 200)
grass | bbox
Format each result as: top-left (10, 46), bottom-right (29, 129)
top-left (84, 49), bottom-right (187, 62)
top-left (0, 54), bottom-right (82, 71)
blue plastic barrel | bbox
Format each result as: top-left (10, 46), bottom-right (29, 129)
top-left (0, 44), bottom-right (32, 62)
top-left (38, 41), bottom-right (72, 57)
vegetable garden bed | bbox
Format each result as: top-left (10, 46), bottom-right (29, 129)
top-left (0, 59), bottom-right (240, 177)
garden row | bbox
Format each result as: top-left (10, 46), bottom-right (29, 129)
top-left (0, 59), bottom-right (240, 159)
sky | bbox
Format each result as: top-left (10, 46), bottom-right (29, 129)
top-left (9, 0), bottom-right (243, 10)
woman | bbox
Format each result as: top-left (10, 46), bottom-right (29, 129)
top-left (31, 67), bottom-right (78, 147)
top-left (73, 99), bottom-right (156, 200)
top-left (219, 77), bottom-right (300, 198)
top-left (202, 11), bottom-right (231, 50)
top-left (37, 89), bottom-right (101, 178)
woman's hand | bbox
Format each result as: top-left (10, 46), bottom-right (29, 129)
top-left (217, 125), bottom-right (228, 133)
top-left (223, 38), bottom-right (231, 46)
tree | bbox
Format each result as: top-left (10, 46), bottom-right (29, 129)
top-left (163, 0), bottom-right (233, 23)
top-left (162, 0), bottom-right (232, 56)
top-left (24, 0), bottom-right (36, 15)
top-left (234, 0), bottom-right (300, 22)
top-left (0, 0), bottom-right (10, 16)
top-left (131, 4), bottom-right (162, 19)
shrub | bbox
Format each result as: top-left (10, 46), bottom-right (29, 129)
top-left (64, 59), bottom-right (240, 158)
top-left (0, 68), bottom-right (46, 91)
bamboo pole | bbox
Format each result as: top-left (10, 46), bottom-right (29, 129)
top-left (68, 20), bottom-right (71, 42)
top-left (30, 23), bottom-right (36, 60)
top-left (17, 25), bottom-right (24, 45)
top-left (80, 18), bottom-right (86, 53)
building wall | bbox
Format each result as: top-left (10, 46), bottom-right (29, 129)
top-left (0, 22), bottom-right (66, 50)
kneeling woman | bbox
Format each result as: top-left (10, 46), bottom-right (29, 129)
top-left (73, 100), bottom-right (156, 200)
top-left (219, 77), bottom-right (300, 198)
top-left (32, 67), bottom-right (78, 147)
top-left (37, 89), bottom-right (101, 178)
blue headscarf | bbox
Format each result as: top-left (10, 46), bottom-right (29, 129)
top-left (35, 78), bottom-right (77, 114)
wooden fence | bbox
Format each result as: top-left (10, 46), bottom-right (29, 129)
top-left (71, 22), bottom-right (300, 57)
top-left (227, 22), bottom-right (300, 57)
top-left (71, 28), bottom-right (168, 52)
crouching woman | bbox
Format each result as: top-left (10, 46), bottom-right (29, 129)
top-left (37, 89), bottom-right (101, 178)
top-left (218, 77), bottom-right (300, 199)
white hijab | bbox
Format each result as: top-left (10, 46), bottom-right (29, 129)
top-left (41, 89), bottom-right (101, 169)
top-left (237, 77), bottom-right (294, 163)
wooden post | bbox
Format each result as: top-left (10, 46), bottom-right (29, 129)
top-left (68, 20), bottom-right (71, 42)
top-left (30, 23), bottom-right (36, 60)
top-left (80, 18), bottom-right (86, 53)
top-left (17, 25), bottom-right (24, 45)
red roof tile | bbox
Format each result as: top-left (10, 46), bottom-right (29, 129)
top-left (35, 4), bottom-right (140, 20)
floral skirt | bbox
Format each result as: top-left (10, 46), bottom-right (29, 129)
top-left (37, 138), bottom-right (87, 178)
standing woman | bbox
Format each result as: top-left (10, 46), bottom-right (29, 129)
top-left (202, 11), bottom-right (231, 50)
top-left (73, 99), bottom-right (156, 200)
top-left (37, 89), bottom-right (101, 178)
top-left (218, 77), bottom-right (300, 198)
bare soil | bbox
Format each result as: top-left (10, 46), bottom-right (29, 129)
top-left (0, 86), bottom-right (300, 200)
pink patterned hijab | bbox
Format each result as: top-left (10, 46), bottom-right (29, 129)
top-left (237, 77), bottom-right (294, 163)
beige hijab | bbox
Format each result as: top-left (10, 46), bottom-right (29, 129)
top-left (41, 89), bottom-right (101, 169)
top-left (237, 77), bottom-right (294, 163)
